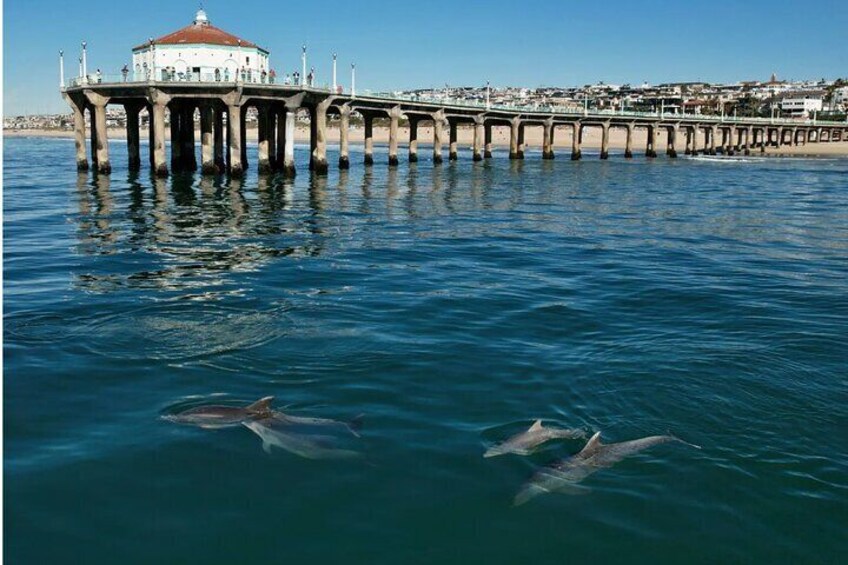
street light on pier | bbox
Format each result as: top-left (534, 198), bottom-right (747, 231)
top-left (81, 41), bottom-right (88, 84)
top-left (59, 50), bottom-right (65, 89)
top-left (301, 45), bottom-right (307, 87)
top-left (351, 63), bottom-right (356, 98)
top-left (237, 39), bottom-right (243, 83)
top-left (486, 81), bottom-right (491, 110)
top-left (332, 53), bottom-right (337, 92)
top-left (149, 38), bottom-right (155, 81)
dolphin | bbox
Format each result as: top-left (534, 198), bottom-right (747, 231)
top-left (163, 396), bottom-right (274, 429)
top-left (514, 432), bottom-right (701, 506)
top-left (243, 418), bottom-right (362, 460)
top-left (271, 411), bottom-right (364, 439)
top-left (484, 420), bottom-right (586, 458)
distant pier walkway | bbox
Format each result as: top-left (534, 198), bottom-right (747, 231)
top-left (63, 78), bottom-right (848, 176)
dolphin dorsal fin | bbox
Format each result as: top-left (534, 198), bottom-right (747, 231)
top-left (529, 420), bottom-right (544, 432)
top-left (581, 432), bottom-right (603, 454)
top-left (246, 396), bottom-right (274, 413)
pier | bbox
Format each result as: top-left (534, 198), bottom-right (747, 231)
top-left (62, 80), bottom-right (848, 177)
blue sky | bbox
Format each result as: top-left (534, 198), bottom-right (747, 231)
top-left (4, 0), bottom-right (848, 116)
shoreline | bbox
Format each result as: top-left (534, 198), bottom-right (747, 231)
top-left (6, 127), bottom-right (848, 157)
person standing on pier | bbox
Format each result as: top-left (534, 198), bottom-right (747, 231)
top-left (121, 64), bottom-right (129, 82)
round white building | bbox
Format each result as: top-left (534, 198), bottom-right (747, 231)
top-left (131, 9), bottom-right (272, 83)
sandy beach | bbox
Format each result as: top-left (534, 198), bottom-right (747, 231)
top-left (6, 126), bottom-right (848, 157)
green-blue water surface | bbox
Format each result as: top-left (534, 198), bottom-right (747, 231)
top-left (4, 137), bottom-right (848, 563)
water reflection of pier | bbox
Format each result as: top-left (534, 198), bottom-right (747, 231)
top-left (73, 163), bottom-right (538, 294)
top-left (73, 171), bottom-right (337, 294)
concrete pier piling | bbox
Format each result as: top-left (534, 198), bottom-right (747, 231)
top-left (645, 125), bottom-right (658, 158)
top-left (267, 108), bottom-right (277, 171)
top-left (282, 108), bottom-right (296, 177)
top-left (484, 123), bottom-right (494, 159)
top-left (517, 124), bottom-right (526, 159)
top-left (227, 104), bottom-right (243, 177)
top-left (542, 121), bottom-right (555, 160)
top-left (433, 111), bottom-right (444, 164)
top-left (214, 107), bottom-right (225, 172)
top-left (509, 118), bottom-right (521, 160)
top-left (125, 102), bottom-right (143, 171)
top-left (258, 105), bottom-right (272, 173)
top-left (726, 127), bottom-right (735, 155)
top-left (472, 119), bottom-right (484, 162)
top-left (199, 103), bottom-right (215, 174)
top-left (339, 105), bottom-right (351, 169)
top-left (239, 109), bottom-right (248, 171)
top-left (600, 123), bottom-right (610, 160)
top-left (571, 123), bottom-right (582, 161)
top-left (363, 113), bottom-right (374, 166)
top-left (624, 124), bottom-right (634, 159)
top-left (181, 105), bottom-right (197, 171)
top-left (169, 103), bottom-right (182, 170)
top-left (85, 91), bottom-right (111, 174)
top-left (388, 106), bottom-right (401, 167)
top-left (151, 99), bottom-right (169, 177)
top-left (667, 126), bottom-right (678, 158)
top-left (408, 117), bottom-right (419, 163)
top-left (65, 95), bottom-right (89, 171)
top-left (448, 119), bottom-right (459, 161)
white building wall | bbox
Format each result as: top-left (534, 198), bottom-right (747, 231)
top-left (132, 44), bottom-right (270, 82)
top-left (780, 96), bottom-right (823, 117)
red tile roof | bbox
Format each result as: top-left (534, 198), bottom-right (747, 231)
top-left (133, 23), bottom-right (266, 52)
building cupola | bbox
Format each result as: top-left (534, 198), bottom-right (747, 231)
top-left (194, 8), bottom-right (210, 26)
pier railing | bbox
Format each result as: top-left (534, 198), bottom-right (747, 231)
top-left (63, 78), bottom-right (844, 126)
top-left (360, 91), bottom-right (835, 126)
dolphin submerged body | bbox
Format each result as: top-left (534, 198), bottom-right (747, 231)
top-left (163, 396), bottom-right (274, 429)
top-left (514, 432), bottom-right (700, 506)
top-left (484, 420), bottom-right (586, 458)
top-left (243, 418), bottom-right (362, 460)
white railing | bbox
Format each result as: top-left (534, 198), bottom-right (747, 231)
top-left (61, 79), bottom-right (845, 126)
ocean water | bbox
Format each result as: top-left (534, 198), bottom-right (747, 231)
top-left (4, 137), bottom-right (848, 564)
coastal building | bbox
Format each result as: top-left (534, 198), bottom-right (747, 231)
top-left (780, 92), bottom-right (825, 118)
top-left (131, 9), bottom-right (271, 83)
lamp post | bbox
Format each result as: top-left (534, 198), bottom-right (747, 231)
top-left (351, 63), bottom-right (356, 98)
top-left (237, 39), bottom-right (242, 83)
top-left (301, 45), bottom-right (307, 87)
top-left (486, 80), bottom-right (491, 110)
top-left (59, 50), bottom-right (65, 89)
top-left (332, 53), bottom-right (337, 92)
top-left (81, 41), bottom-right (88, 83)
top-left (149, 38), bottom-right (155, 81)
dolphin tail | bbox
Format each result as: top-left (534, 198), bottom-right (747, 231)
top-left (513, 484), bottom-right (551, 507)
top-left (347, 414), bottom-right (365, 438)
top-left (667, 432), bottom-right (702, 450)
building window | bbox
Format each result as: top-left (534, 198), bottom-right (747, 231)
top-left (246, 57), bottom-right (250, 64)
